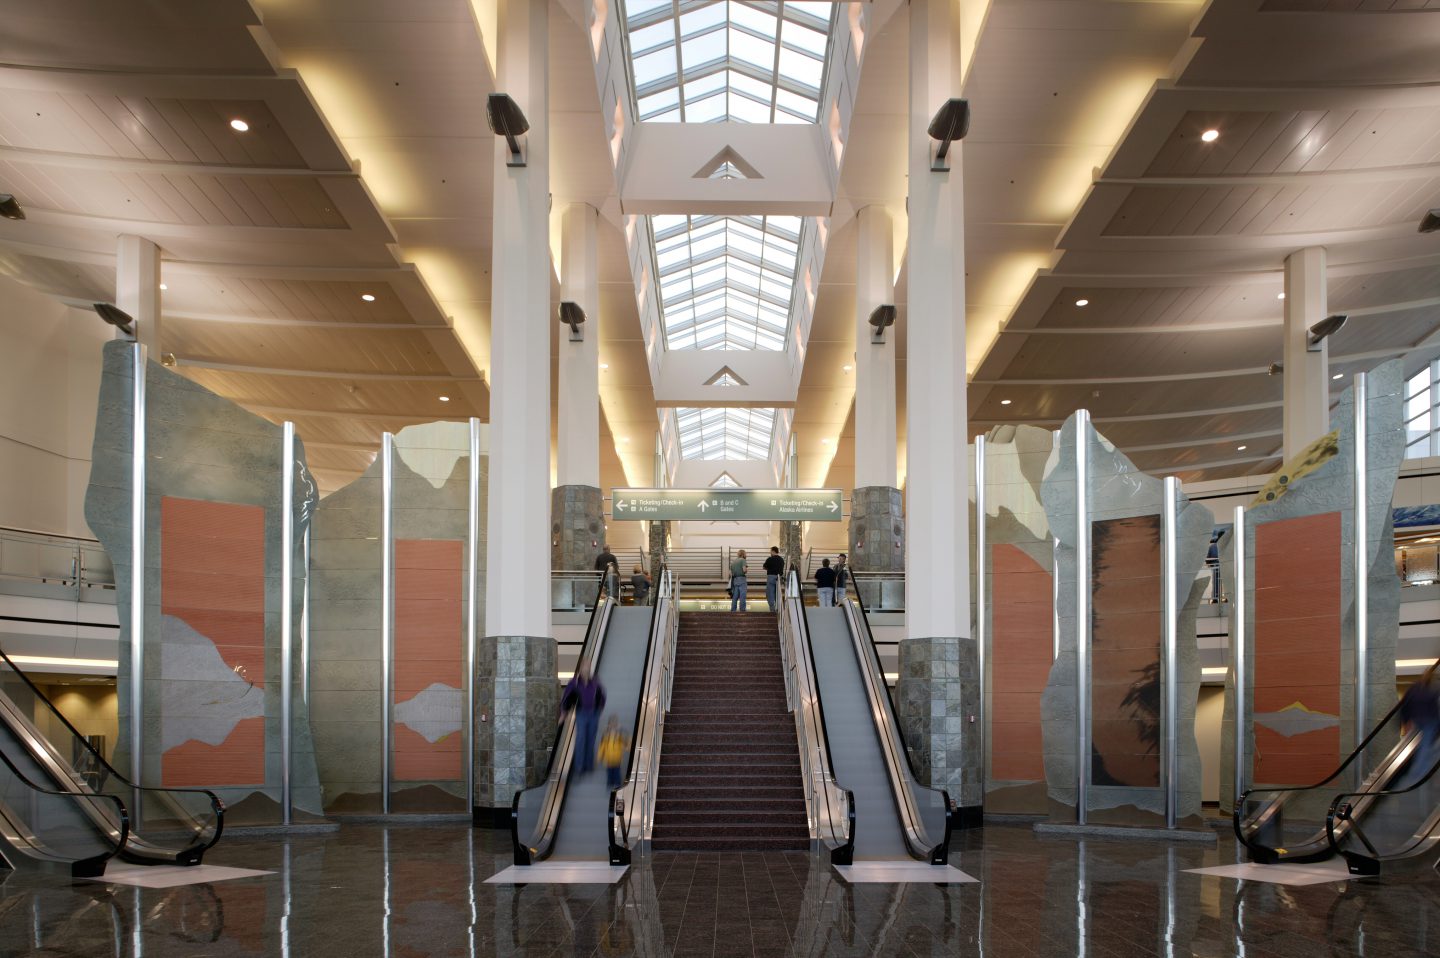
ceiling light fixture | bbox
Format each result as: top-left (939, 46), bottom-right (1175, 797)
top-left (1201, 129), bottom-right (1219, 142)
top-left (1333, 372), bottom-right (1344, 380)
top-left (361, 293), bottom-right (376, 302)
top-left (1237, 445), bottom-right (1247, 451)
top-left (842, 364), bottom-right (852, 372)
top-left (1000, 399), bottom-right (1012, 405)
top-left (1075, 299), bottom-right (1089, 307)
top-left (820, 438), bottom-right (830, 445)
top-left (438, 395), bottom-right (450, 402)
top-left (600, 362), bottom-right (609, 370)
top-left (0, 193), bottom-right (25, 220)
top-left (229, 118), bottom-right (250, 132)
top-left (1277, 292), bottom-right (1285, 300)
top-left (159, 283), bottom-right (167, 291)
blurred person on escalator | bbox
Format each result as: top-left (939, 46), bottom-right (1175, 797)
top-left (561, 664), bottom-right (607, 777)
top-left (595, 545), bottom-right (619, 600)
top-left (1396, 663), bottom-right (1440, 789)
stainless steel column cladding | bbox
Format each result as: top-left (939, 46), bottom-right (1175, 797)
top-left (129, 342), bottom-right (146, 817)
top-left (1161, 475), bottom-right (1179, 830)
top-left (974, 435), bottom-right (987, 778)
top-left (466, 418), bottom-right (481, 809)
top-left (381, 431), bottom-right (395, 813)
top-left (1075, 409), bottom-right (1091, 825)
top-left (281, 420), bottom-right (295, 825)
top-left (1353, 371), bottom-right (1368, 778)
top-left (1232, 505), bottom-right (1247, 808)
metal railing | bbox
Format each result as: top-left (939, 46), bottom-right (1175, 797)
top-left (0, 527), bottom-right (114, 603)
top-left (778, 569), bottom-right (855, 864)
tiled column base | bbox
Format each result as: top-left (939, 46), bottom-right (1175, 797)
top-left (474, 635), bottom-right (557, 826)
top-left (780, 521), bottom-right (802, 573)
top-left (897, 636), bottom-right (982, 822)
top-left (550, 485), bottom-right (603, 571)
top-left (648, 519), bottom-right (669, 588)
top-left (850, 485), bottom-right (904, 608)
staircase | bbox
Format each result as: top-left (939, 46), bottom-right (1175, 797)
top-left (653, 611), bottom-right (810, 851)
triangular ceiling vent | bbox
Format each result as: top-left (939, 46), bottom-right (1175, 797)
top-left (710, 472), bottom-right (741, 488)
top-left (692, 147), bottom-right (763, 181)
top-left (705, 365), bottom-right (749, 387)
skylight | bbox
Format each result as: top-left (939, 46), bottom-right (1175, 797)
top-left (625, 1), bottom-right (836, 124)
top-left (676, 407), bottom-right (776, 460)
top-left (653, 213), bottom-right (801, 350)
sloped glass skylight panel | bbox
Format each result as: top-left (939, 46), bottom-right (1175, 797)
top-left (676, 407), bottom-right (777, 460)
top-left (627, 2), bottom-right (835, 123)
top-left (653, 214), bottom-right (800, 351)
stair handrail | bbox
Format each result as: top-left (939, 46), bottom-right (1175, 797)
top-left (781, 567), bottom-right (856, 865)
top-left (0, 645), bottom-right (225, 862)
top-left (511, 569), bottom-right (613, 865)
top-left (0, 734), bottom-right (130, 877)
top-left (1325, 738), bottom-right (1440, 874)
top-left (841, 592), bottom-right (955, 863)
top-left (608, 565), bottom-right (677, 864)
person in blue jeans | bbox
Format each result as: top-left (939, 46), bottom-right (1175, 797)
top-left (763, 546), bottom-right (785, 611)
top-left (561, 664), bottom-right (606, 775)
top-left (815, 558), bottom-right (836, 606)
top-left (729, 550), bottom-right (748, 611)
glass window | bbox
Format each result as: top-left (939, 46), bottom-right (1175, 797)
top-left (624, 1), bottom-right (837, 124)
top-left (676, 407), bottom-right (777, 460)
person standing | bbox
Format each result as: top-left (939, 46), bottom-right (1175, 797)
top-left (594, 544), bottom-right (618, 600)
top-left (729, 549), bottom-right (749, 612)
top-left (1396, 663), bottom-right (1440, 788)
top-left (561, 664), bottom-right (606, 776)
top-left (598, 717), bottom-right (629, 792)
top-left (631, 564), bottom-right (651, 606)
top-left (815, 558), bottom-right (836, 607)
top-left (763, 546), bottom-right (785, 611)
top-left (834, 553), bottom-right (849, 605)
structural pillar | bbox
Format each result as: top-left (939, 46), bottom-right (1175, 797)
top-left (897, 0), bottom-right (980, 819)
top-left (850, 205), bottom-right (905, 608)
top-left (116, 235), bottom-right (161, 353)
top-left (476, 0), bottom-right (558, 824)
top-left (552, 203), bottom-right (605, 581)
top-left (1283, 247), bottom-right (1330, 462)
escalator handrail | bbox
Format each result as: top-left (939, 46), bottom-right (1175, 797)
top-left (0, 644), bottom-right (225, 856)
top-left (838, 585), bottom-right (954, 863)
top-left (1325, 735), bottom-right (1440, 863)
top-left (1233, 657), bottom-right (1435, 857)
top-left (0, 735), bottom-right (130, 875)
top-left (511, 569), bottom-right (612, 864)
top-left (608, 566), bottom-right (673, 863)
top-left (784, 567), bottom-right (856, 864)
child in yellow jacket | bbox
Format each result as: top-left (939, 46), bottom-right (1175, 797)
top-left (597, 717), bottom-right (628, 790)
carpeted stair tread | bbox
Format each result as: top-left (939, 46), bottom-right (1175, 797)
top-left (652, 610), bottom-right (810, 852)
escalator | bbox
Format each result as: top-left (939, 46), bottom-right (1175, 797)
top-left (0, 647), bottom-right (224, 877)
top-left (1235, 661), bottom-right (1440, 873)
top-left (799, 578), bottom-right (955, 863)
top-left (511, 587), bottom-right (659, 864)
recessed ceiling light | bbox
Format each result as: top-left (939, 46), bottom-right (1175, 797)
top-left (600, 362), bottom-right (609, 370)
top-left (621, 437), bottom-right (630, 443)
top-left (438, 395), bottom-right (450, 402)
top-left (1237, 445), bottom-right (1247, 451)
top-left (820, 438), bottom-right (830, 445)
top-left (361, 293), bottom-right (376, 302)
top-left (1277, 292), bottom-right (1285, 300)
top-left (1075, 299), bottom-right (1089, 307)
top-left (159, 284), bottom-right (167, 291)
top-left (1333, 372), bottom-right (1343, 380)
top-left (1000, 399), bottom-right (1012, 405)
top-left (230, 118), bottom-right (250, 132)
top-left (842, 364), bottom-right (852, 372)
top-left (1201, 129), bottom-right (1219, 143)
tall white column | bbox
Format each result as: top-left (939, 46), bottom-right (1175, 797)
top-left (116, 235), bottom-right (161, 353)
top-left (1283, 246), bottom-right (1330, 462)
top-left (854, 205), bottom-right (897, 489)
top-left (557, 203), bottom-right (600, 489)
top-left (485, 0), bottom-right (550, 641)
top-left (905, 0), bottom-right (968, 643)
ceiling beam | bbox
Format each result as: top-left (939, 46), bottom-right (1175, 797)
top-left (0, 143), bottom-right (357, 179)
top-left (241, 403), bottom-right (465, 424)
top-left (178, 359), bottom-right (483, 381)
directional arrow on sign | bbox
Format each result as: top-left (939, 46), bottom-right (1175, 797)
top-left (697, 500), bottom-right (708, 513)
top-left (616, 499), bottom-right (627, 512)
top-left (827, 500), bottom-right (838, 513)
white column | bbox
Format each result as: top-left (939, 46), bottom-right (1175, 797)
top-left (1283, 246), bottom-right (1329, 462)
top-left (116, 235), bottom-right (161, 353)
top-left (485, 0), bottom-right (551, 640)
top-left (905, 0), bottom-right (968, 642)
top-left (557, 203), bottom-right (600, 489)
top-left (854, 205), bottom-right (897, 489)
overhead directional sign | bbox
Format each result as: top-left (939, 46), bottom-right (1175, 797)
top-left (611, 488), bottom-right (844, 522)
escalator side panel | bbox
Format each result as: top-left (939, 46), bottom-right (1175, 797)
top-left (806, 608), bottom-right (908, 861)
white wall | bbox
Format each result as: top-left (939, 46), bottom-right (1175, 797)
top-left (0, 276), bottom-right (109, 538)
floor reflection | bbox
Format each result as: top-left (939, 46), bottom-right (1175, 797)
top-left (0, 823), bottom-right (1437, 957)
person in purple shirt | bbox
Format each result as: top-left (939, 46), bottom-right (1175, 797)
top-left (561, 664), bottom-right (607, 776)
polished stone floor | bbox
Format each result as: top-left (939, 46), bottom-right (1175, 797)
top-left (1, 823), bottom-right (1438, 957)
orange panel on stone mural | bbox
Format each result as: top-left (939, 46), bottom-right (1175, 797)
top-left (160, 497), bottom-right (266, 787)
top-left (1089, 515), bottom-right (1162, 788)
top-left (1253, 512), bottom-right (1341, 784)
top-left (990, 543), bottom-right (1052, 782)
top-left (393, 539), bottom-right (464, 782)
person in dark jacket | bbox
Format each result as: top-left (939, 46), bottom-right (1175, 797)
top-left (1396, 663), bottom-right (1440, 788)
top-left (834, 553), bottom-right (849, 603)
top-left (815, 558), bottom-right (836, 606)
top-left (631, 565), bottom-right (651, 606)
top-left (594, 546), bottom-right (618, 599)
top-left (561, 664), bottom-right (607, 776)
top-left (763, 546), bottom-right (786, 611)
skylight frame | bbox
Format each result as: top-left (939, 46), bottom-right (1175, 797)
top-left (623, 1), bottom-right (838, 124)
top-left (675, 406), bottom-right (778, 460)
